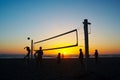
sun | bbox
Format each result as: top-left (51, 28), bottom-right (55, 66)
top-left (63, 52), bottom-right (66, 55)
top-left (59, 49), bottom-right (68, 55)
top-left (58, 48), bottom-right (72, 58)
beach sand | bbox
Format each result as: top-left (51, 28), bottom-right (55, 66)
top-left (0, 58), bottom-right (120, 80)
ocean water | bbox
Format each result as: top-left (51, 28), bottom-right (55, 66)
top-left (0, 54), bottom-right (120, 59)
top-left (0, 54), bottom-right (56, 59)
top-left (0, 54), bottom-right (25, 59)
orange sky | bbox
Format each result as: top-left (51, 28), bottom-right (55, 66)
top-left (0, 0), bottom-right (120, 56)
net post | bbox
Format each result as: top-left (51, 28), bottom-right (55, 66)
top-left (83, 19), bottom-right (91, 72)
top-left (31, 40), bottom-right (33, 59)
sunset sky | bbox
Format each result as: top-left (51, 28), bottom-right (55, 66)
top-left (0, 0), bottom-right (120, 57)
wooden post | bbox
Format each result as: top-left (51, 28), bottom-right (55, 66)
top-left (83, 19), bottom-right (91, 71)
top-left (31, 40), bottom-right (33, 59)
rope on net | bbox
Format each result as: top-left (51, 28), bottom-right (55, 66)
top-left (34, 29), bottom-right (78, 51)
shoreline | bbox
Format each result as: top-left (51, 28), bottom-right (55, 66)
top-left (0, 54), bottom-right (120, 59)
top-left (0, 56), bottom-right (120, 59)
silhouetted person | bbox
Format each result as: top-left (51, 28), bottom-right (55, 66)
top-left (34, 47), bottom-right (43, 65)
top-left (24, 46), bottom-right (30, 63)
top-left (24, 46), bottom-right (30, 59)
top-left (94, 49), bottom-right (98, 63)
top-left (62, 53), bottom-right (64, 59)
top-left (57, 53), bottom-right (61, 64)
top-left (79, 49), bottom-right (84, 64)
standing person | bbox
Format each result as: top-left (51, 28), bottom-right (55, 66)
top-left (57, 53), bottom-right (61, 64)
top-left (62, 53), bottom-right (64, 59)
top-left (94, 49), bottom-right (98, 63)
top-left (79, 49), bottom-right (84, 64)
top-left (24, 46), bottom-right (31, 59)
top-left (34, 47), bottom-right (43, 65)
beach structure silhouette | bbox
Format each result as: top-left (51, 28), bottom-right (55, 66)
top-left (83, 19), bottom-right (91, 71)
top-left (25, 19), bottom-right (91, 72)
top-left (33, 29), bottom-right (78, 51)
top-left (32, 27), bottom-right (79, 65)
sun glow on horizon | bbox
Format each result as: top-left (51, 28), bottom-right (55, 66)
top-left (0, 0), bottom-right (120, 57)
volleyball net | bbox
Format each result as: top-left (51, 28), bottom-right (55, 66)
top-left (34, 29), bottom-right (78, 51)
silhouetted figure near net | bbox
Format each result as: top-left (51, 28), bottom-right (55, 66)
top-left (57, 53), bottom-right (61, 64)
top-left (79, 49), bottom-right (84, 64)
top-left (24, 46), bottom-right (31, 59)
top-left (24, 46), bottom-right (30, 63)
top-left (62, 53), bottom-right (64, 59)
top-left (94, 49), bottom-right (98, 63)
top-left (34, 47), bottom-right (43, 65)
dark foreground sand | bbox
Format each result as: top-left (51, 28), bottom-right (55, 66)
top-left (0, 58), bottom-right (120, 80)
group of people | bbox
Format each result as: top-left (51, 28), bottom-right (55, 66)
top-left (24, 46), bottom-right (99, 64)
top-left (79, 49), bottom-right (99, 63)
top-left (24, 46), bottom-right (43, 64)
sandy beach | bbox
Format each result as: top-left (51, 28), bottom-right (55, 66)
top-left (0, 58), bottom-right (120, 80)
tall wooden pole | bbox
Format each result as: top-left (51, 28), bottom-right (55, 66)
top-left (31, 40), bottom-right (33, 59)
top-left (83, 19), bottom-right (91, 71)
